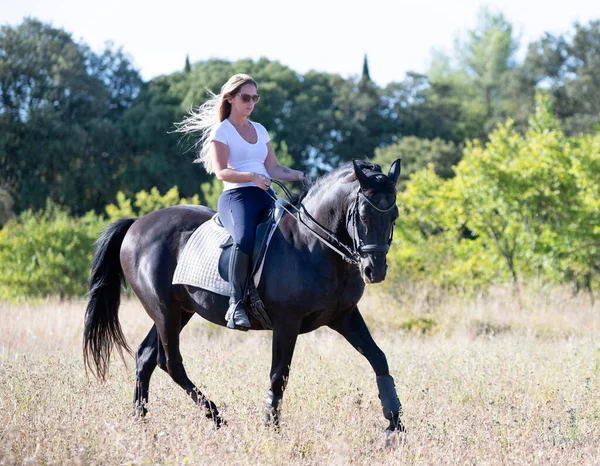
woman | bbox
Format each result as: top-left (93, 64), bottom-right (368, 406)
top-left (176, 74), bottom-right (305, 330)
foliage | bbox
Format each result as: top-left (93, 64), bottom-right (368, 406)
top-left (105, 186), bottom-right (201, 220)
top-left (0, 18), bottom-right (143, 215)
top-left (3, 15), bottom-right (600, 216)
top-left (0, 202), bottom-right (105, 299)
top-left (372, 136), bottom-right (462, 189)
top-left (524, 20), bottom-right (600, 134)
top-left (118, 74), bottom-right (201, 199)
top-left (424, 8), bottom-right (519, 141)
top-left (2, 14), bottom-right (600, 298)
top-left (198, 179), bottom-right (221, 211)
top-left (0, 185), bottom-right (204, 300)
top-left (330, 69), bottom-right (392, 166)
top-left (0, 187), bottom-right (14, 227)
top-left (389, 94), bottom-right (600, 292)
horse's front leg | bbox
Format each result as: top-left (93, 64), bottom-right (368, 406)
top-left (264, 319), bottom-right (302, 428)
top-left (328, 307), bottom-right (404, 438)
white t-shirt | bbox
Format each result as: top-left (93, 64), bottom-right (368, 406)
top-left (211, 119), bottom-right (271, 191)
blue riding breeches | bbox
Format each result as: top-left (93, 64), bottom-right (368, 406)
top-left (217, 187), bottom-right (275, 255)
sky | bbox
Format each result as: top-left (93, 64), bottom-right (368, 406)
top-left (2, 0), bottom-right (599, 86)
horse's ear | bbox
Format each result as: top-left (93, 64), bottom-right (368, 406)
top-left (352, 160), bottom-right (370, 189)
top-left (388, 158), bottom-right (401, 186)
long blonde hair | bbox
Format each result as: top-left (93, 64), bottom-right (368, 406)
top-left (174, 74), bottom-right (258, 173)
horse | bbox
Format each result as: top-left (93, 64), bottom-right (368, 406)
top-left (83, 159), bottom-right (404, 439)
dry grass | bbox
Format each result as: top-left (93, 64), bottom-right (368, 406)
top-left (1, 286), bottom-right (600, 465)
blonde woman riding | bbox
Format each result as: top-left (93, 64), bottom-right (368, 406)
top-left (176, 74), bottom-right (305, 330)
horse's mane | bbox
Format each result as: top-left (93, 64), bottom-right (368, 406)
top-left (290, 160), bottom-right (392, 206)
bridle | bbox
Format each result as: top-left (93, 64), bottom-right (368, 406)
top-left (348, 190), bottom-right (396, 257)
top-left (269, 180), bottom-right (396, 267)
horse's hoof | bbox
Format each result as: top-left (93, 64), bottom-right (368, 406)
top-left (203, 402), bottom-right (225, 428)
top-left (132, 404), bottom-right (148, 419)
top-left (205, 412), bottom-right (225, 429)
top-left (214, 416), bottom-right (226, 429)
top-left (385, 426), bottom-right (406, 448)
top-left (264, 413), bottom-right (281, 431)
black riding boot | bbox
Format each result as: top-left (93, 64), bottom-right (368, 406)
top-left (225, 244), bottom-right (251, 330)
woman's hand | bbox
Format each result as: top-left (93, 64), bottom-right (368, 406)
top-left (252, 173), bottom-right (272, 190)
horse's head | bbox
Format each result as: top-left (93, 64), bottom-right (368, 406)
top-left (349, 159), bottom-right (401, 284)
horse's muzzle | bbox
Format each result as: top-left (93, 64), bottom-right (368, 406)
top-left (360, 257), bottom-right (388, 284)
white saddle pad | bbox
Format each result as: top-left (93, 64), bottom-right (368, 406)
top-left (172, 215), bottom-right (277, 296)
top-left (172, 219), bottom-right (232, 296)
top-left (173, 201), bottom-right (289, 296)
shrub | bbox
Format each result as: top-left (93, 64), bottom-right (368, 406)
top-left (386, 94), bottom-right (600, 293)
top-left (0, 202), bottom-right (105, 300)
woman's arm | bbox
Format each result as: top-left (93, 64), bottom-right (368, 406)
top-left (209, 141), bottom-right (271, 189)
top-left (264, 142), bottom-right (305, 181)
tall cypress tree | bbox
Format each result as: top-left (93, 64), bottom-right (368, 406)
top-left (361, 53), bottom-right (371, 83)
top-left (184, 54), bottom-right (192, 73)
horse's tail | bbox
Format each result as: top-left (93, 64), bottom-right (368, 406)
top-left (83, 217), bottom-right (136, 381)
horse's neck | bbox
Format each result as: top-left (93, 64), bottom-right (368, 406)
top-left (301, 181), bottom-right (354, 235)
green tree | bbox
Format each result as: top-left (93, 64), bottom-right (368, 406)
top-left (425, 7), bottom-right (519, 141)
top-left (390, 93), bottom-right (600, 293)
top-left (0, 18), bottom-right (142, 215)
top-left (279, 70), bottom-right (340, 170)
top-left (524, 20), bottom-right (600, 134)
top-left (199, 178), bottom-right (222, 210)
top-left (457, 8), bottom-right (518, 127)
top-left (389, 165), bottom-right (499, 290)
top-left (119, 74), bottom-right (199, 199)
top-left (87, 42), bottom-right (143, 121)
top-left (381, 73), bottom-right (445, 140)
top-left (372, 136), bottom-right (462, 189)
top-left (331, 72), bottom-right (392, 166)
top-left (361, 53), bottom-right (371, 83)
top-left (0, 188), bottom-right (14, 227)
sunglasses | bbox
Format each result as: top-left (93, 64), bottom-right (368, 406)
top-left (236, 93), bottom-right (260, 103)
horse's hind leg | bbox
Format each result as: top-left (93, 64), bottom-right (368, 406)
top-left (133, 324), bottom-right (159, 417)
top-left (154, 307), bottom-right (223, 427)
top-left (133, 311), bottom-right (199, 417)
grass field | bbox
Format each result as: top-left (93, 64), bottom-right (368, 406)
top-left (1, 285), bottom-right (599, 465)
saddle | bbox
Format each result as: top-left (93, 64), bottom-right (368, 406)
top-left (173, 198), bottom-right (290, 329)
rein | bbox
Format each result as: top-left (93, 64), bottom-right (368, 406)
top-left (268, 182), bottom-right (360, 265)
top-left (269, 180), bottom-right (395, 267)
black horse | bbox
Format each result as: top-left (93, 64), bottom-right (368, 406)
top-left (83, 159), bottom-right (404, 437)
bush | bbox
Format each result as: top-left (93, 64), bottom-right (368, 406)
top-left (0, 202), bottom-right (105, 300)
top-left (105, 185), bottom-right (201, 220)
top-left (387, 94), bottom-right (600, 293)
top-left (0, 185), bottom-right (204, 300)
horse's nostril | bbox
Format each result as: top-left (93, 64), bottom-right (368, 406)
top-left (365, 266), bottom-right (373, 281)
